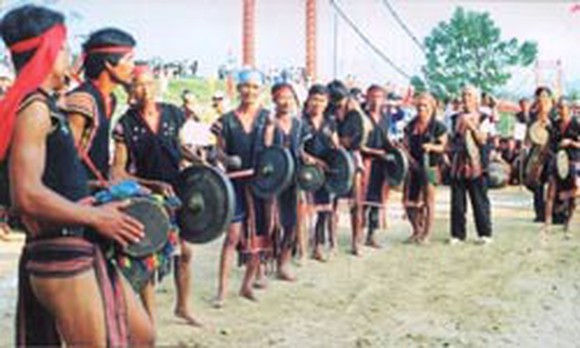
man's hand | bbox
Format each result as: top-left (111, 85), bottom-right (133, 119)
top-left (149, 181), bottom-right (175, 197)
top-left (422, 143), bottom-right (434, 153)
top-left (90, 200), bottom-right (145, 249)
top-left (560, 139), bottom-right (572, 148)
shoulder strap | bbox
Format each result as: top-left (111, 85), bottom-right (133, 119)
top-left (251, 109), bottom-right (269, 166)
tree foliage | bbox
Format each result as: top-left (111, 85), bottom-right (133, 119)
top-left (412, 7), bottom-right (537, 98)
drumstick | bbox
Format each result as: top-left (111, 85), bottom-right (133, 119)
top-left (227, 168), bottom-right (255, 179)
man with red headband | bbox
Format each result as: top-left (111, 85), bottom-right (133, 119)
top-left (111, 63), bottom-right (201, 326)
top-left (66, 27), bottom-right (138, 188)
top-left (0, 5), bottom-right (153, 346)
top-left (270, 82), bottom-right (306, 281)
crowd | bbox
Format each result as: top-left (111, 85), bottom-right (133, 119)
top-left (0, 5), bottom-right (578, 347)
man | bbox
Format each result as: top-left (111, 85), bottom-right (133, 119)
top-left (271, 82), bottom-right (305, 280)
top-left (66, 25), bottom-right (172, 332)
top-left (327, 80), bottom-right (367, 253)
top-left (214, 69), bottom-right (275, 306)
top-left (66, 27), bottom-right (137, 188)
top-left (385, 92), bottom-right (407, 143)
top-left (0, 5), bottom-right (153, 346)
top-left (112, 64), bottom-right (201, 326)
top-left (211, 90), bottom-right (227, 117)
top-left (181, 89), bottom-right (200, 121)
top-left (302, 84), bottom-right (340, 261)
top-left (448, 85), bottom-right (493, 244)
top-left (360, 85), bottom-right (391, 249)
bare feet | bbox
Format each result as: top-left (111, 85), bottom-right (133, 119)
top-left (365, 237), bottom-right (382, 249)
top-left (312, 247), bottom-right (326, 262)
top-left (212, 296), bottom-right (225, 309)
top-left (276, 267), bottom-right (296, 282)
top-left (253, 279), bottom-right (268, 290)
top-left (294, 255), bottom-right (306, 267)
top-left (328, 246), bottom-right (338, 259)
top-left (351, 244), bottom-right (361, 256)
top-left (240, 288), bottom-right (258, 302)
top-left (175, 309), bottom-right (203, 327)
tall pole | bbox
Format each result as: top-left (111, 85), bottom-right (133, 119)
top-left (333, 9), bottom-right (338, 79)
top-left (305, 0), bottom-right (317, 82)
top-left (242, 0), bottom-right (256, 68)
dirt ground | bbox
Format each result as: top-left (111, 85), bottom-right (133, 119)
top-left (0, 186), bottom-right (579, 347)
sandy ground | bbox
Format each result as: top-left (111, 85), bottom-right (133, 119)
top-left (0, 186), bottom-right (579, 347)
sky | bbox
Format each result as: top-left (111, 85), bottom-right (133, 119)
top-left (2, 0), bottom-right (580, 94)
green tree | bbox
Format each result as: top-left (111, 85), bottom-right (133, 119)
top-left (412, 7), bottom-right (537, 98)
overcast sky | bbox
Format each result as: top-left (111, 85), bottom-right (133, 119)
top-left (3, 0), bottom-right (579, 93)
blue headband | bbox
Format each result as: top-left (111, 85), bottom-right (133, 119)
top-left (237, 69), bottom-right (264, 86)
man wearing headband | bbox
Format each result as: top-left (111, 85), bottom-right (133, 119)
top-left (0, 6), bottom-right (153, 346)
top-left (66, 27), bottom-right (136, 187)
top-left (271, 82), bottom-right (306, 280)
top-left (112, 63), bottom-right (201, 326)
top-left (215, 68), bottom-right (276, 306)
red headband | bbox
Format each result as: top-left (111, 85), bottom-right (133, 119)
top-left (76, 45), bottom-right (134, 78)
top-left (86, 46), bottom-right (133, 55)
top-left (0, 24), bottom-right (67, 160)
top-left (133, 64), bottom-right (152, 79)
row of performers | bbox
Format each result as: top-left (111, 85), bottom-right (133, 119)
top-left (0, 6), bottom-right (577, 347)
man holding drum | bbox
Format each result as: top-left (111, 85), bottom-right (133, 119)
top-left (270, 82), bottom-right (307, 280)
top-left (111, 64), bottom-right (202, 326)
top-left (327, 80), bottom-right (368, 252)
top-left (0, 6), bottom-right (153, 346)
top-left (360, 85), bottom-right (391, 251)
top-left (214, 69), bottom-right (276, 306)
top-left (302, 84), bottom-right (340, 262)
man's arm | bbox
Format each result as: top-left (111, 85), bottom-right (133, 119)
top-left (111, 139), bottom-right (174, 196)
top-left (67, 112), bottom-right (87, 147)
top-left (10, 102), bottom-right (143, 246)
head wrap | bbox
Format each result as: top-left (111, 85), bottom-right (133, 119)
top-left (0, 24), bottom-right (67, 160)
top-left (133, 64), bottom-right (152, 79)
top-left (237, 68), bottom-right (264, 87)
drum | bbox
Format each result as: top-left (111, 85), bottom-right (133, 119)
top-left (524, 146), bottom-right (548, 189)
top-left (251, 146), bottom-right (295, 199)
top-left (325, 148), bottom-right (355, 196)
top-left (382, 147), bottom-right (409, 187)
top-left (122, 198), bottom-right (171, 257)
top-left (94, 181), bottom-right (177, 291)
top-left (488, 161), bottom-right (509, 189)
top-left (178, 165), bottom-right (235, 244)
top-left (556, 149), bottom-right (570, 180)
top-left (297, 164), bottom-right (326, 192)
top-left (528, 121), bottom-right (549, 146)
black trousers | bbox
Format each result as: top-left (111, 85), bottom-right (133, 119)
top-left (314, 212), bottom-right (331, 245)
top-left (365, 206), bottom-right (380, 236)
top-left (532, 184), bottom-right (545, 221)
top-left (450, 176), bottom-right (492, 240)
